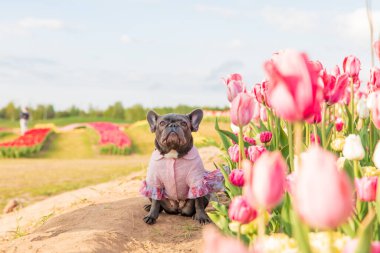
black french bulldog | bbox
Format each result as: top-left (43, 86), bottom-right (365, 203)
top-left (142, 109), bottom-right (211, 225)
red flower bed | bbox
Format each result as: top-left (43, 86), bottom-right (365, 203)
top-left (88, 122), bottom-right (132, 155)
top-left (0, 128), bottom-right (52, 158)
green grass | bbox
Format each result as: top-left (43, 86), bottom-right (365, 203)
top-left (35, 129), bottom-right (98, 159)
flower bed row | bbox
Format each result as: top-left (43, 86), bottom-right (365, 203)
top-left (88, 122), bottom-right (132, 155)
top-left (205, 49), bottom-right (380, 252)
top-left (0, 128), bottom-right (52, 158)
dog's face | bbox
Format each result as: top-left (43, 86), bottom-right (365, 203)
top-left (147, 109), bottom-right (203, 157)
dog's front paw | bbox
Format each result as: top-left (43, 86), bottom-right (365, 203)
top-left (143, 215), bottom-right (157, 225)
top-left (192, 212), bottom-right (210, 225)
top-left (143, 204), bottom-right (151, 212)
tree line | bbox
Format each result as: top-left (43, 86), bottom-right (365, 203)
top-left (0, 102), bottom-right (228, 123)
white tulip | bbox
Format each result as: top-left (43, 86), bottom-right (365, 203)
top-left (342, 134), bottom-right (365, 160)
top-left (337, 157), bottom-right (346, 170)
top-left (374, 141), bottom-right (380, 170)
top-left (230, 123), bottom-right (240, 134)
top-left (367, 92), bottom-right (377, 110)
top-left (357, 98), bottom-right (369, 119)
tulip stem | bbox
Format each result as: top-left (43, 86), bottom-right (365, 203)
top-left (237, 223), bottom-right (241, 241)
top-left (353, 160), bottom-right (361, 178)
top-left (294, 122), bottom-right (303, 155)
top-left (238, 126), bottom-right (245, 169)
top-left (287, 122), bottom-right (294, 172)
top-left (350, 78), bottom-right (355, 133)
top-left (321, 103), bottom-right (327, 148)
top-left (305, 124), bottom-right (310, 147)
top-left (328, 230), bottom-right (334, 253)
top-left (258, 208), bottom-right (266, 239)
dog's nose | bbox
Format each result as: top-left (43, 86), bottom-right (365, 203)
top-left (168, 123), bottom-right (178, 128)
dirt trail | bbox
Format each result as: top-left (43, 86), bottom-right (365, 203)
top-left (0, 146), bottom-right (223, 253)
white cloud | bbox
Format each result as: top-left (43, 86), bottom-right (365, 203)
top-left (334, 8), bottom-right (380, 47)
top-left (194, 4), bottom-right (239, 18)
top-left (18, 18), bottom-right (64, 30)
top-left (120, 34), bottom-right (133, 44)
top-left (228, 39), bottom-right (242, 49)
top-left (260, 7), bottom-right (319, 32)
top-left (0, 17), bottom-right (65, 36)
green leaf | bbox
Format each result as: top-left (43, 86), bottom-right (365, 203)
top-left (215, 118), bottom-right (231, 152)
top-left (290, 209), bottom-right (312, 253)
top-left (354, 209), bottom-right (376, 253)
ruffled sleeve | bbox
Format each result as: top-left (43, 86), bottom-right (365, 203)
top-left (139, 157), bottom-right (165, 200)
top-left (187, 169), bottom-right (224, 199)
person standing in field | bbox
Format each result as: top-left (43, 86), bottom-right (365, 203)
top-left (20, 107), bottom-right (29, 135)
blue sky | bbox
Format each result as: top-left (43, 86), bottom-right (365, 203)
top-left (0, 0), bottom-right (379, 109)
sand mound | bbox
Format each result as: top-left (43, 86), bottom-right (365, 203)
top-left (0, 146), bottom-right (223, 253)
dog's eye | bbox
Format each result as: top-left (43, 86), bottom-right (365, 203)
top-left (180, 122), bottom-right (187, 127)
top-left (159, 121), bottom-right (166, 126)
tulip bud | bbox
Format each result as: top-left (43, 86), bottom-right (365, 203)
top-left (247, 145), bottom-right (266, 163)
top-left (259, 106), bottom-right (267, 122)
top-left (374, 141), bottom-right (380, 170)
top-left (373, 91), bottom-right (380, 129)
top-left (310, 133), bottom-right (321, 144)
top-left (225, 73), bottom-right (245, 102)
top-left (335, 117), bottom-right (344, 132)
top-left (259, 131), bottom-right (272, 144)
top-left (228, 196), bottom-right (258, 224)
top-left (343, 55), bottom-right (361, 81)
top-left (355, 177), bottom-right (378, 202)
top-left (230, 93), bottom-right (255, 127)
top-left (331, 136), bottom-right (345, 152)
top-left (229, 169), bottom-right (245, 187)
top-left (342, 134), bottom-right (365, 161)
top-left (243, 136), bottom-right (256, 145)
top-left (243, 151), bottom-right (287, 209)
top-left (357, 98), bottom-right (370, 119)
top-left (228, 144), bottom-right (247, 163)
top-left (294, 145), bottom-right (354, 229)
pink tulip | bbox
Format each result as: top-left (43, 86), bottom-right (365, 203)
top-left (310, 133), bottom-right (321, 144)
top-left (243, 136), bottom-right (256, 145)
top-left (259, 106), bottom-right (267, 122)
top-left (203, 227), bottom-right (250, 253)
top-left (243, 151), bottom-right (287, 209)
top-left (355, 176), bottom-right (378, 202)
top-left (264, 50), bottom-right (322, 122)
top-left (225, 73), bottom-right (245, 102)
top-left (368, 67), bottom-right (380, 92)
top-left (343, 239), bottom-right (380, 253)
top-left (322, 69), bottom-right (349, 105)
top-left (335, 117), bottom-right (344, 132)
top-left (247, 145), bottom-right (266, 163)
top-left (252, 100), bottom-right (261, 122)
top-left (305, 109), bottom-right (321, 124)
top-left (228, 144), bottom-right (248, 163)
top-left (294, 145), bottom-right (354, 229)
top-left (259, 131), bottom-right (272, 143)
top-left (285, 172), bottom-right (296, 195)
top-left (229, 169), bottom-right (245, 187)
top-left (343, 55), bottom-right (361, 82)
top-left (230, 92), bottom-right (255, 127)
top-left (373, 91), bottom-right (380, 129)
top-left (253, 81), bottom-right (270, 105)
top-left (374, 40), bottom-right (380, 62)
top-left (228, 196), bottom-right (258, 224)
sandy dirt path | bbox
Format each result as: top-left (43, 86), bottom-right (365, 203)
top-left (0, 147), bottom-right (223, 253)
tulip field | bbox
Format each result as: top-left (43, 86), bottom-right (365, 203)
top-left (205, 50), bottom-right (380, 252)
top-left (88, 122), bottom-right (132, 155)
top-left (0, 128), bottom-right (52, 158)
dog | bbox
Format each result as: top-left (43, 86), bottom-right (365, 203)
top-left (140, 109), bottom-right (223, 225)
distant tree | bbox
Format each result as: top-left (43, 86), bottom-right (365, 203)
top-left (4, 102), bottom-right (18, 121)
top-left (46, 105), bottom-right (55, 119)
top-left (125, 104), bottom-right (147, 122)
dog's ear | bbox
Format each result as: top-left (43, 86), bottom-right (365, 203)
top-left (187, 109), bottom-right (203, 132)
top-left (147, 110), bottom-right (159, 132)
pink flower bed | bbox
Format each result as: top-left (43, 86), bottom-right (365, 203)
top-left (88, 122), bottom-right (132, 155)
